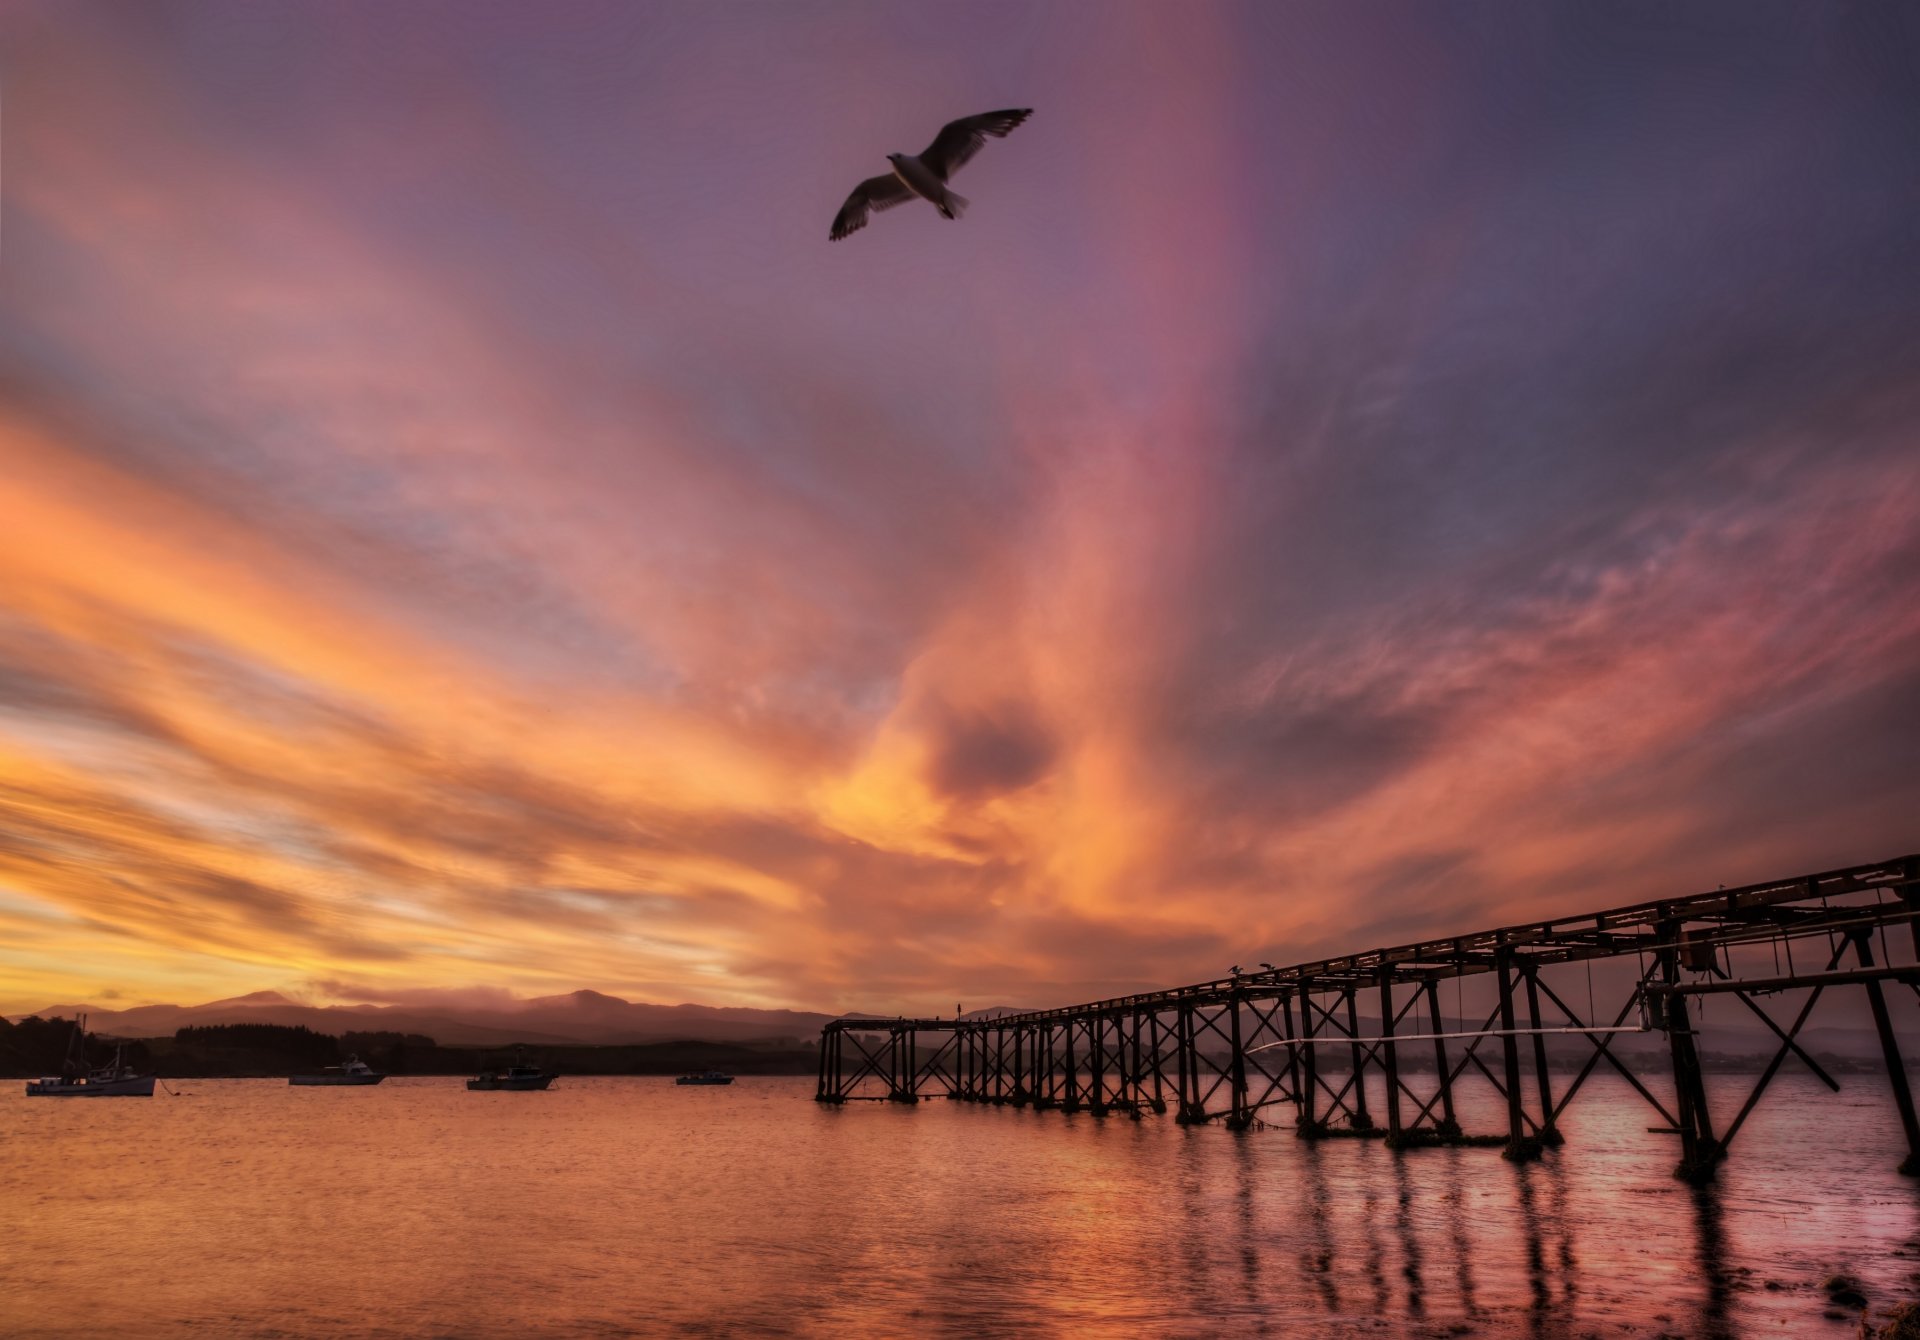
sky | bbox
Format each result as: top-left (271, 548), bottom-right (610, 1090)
top-left (0, 1), bottom-right (1916, 1016)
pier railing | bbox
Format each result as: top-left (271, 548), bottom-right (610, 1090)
top-left (816, 853), bottom-right (1920, 1182)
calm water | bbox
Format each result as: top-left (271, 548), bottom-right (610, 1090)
top-left (4, 1072), bottom-right (1918, 1337)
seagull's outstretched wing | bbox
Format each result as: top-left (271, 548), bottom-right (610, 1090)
top-left (830, 174), bottom-right (917, 241)
top-left (919, 108), bottom-right (1033, 182)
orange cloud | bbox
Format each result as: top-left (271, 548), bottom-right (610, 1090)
top-left (3, 2), bottom-right (1916, 1019)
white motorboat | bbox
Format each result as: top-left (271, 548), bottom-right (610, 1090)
top-left (289, 1054), bottom-right (385, 1086)
top-left (25, 1016), bottom-right (157, 1097)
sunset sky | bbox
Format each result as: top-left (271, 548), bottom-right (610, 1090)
top-left (1, 1), bottom-right (1916, 1016)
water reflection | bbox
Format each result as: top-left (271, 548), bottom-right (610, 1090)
top-left (1172, 1123), bottom-right (1220, 1324)
top-left (1294, 1141), bottom-right (1343, 1314)
top-left (1536, 1159), bottom-right (1582, 1313)
top-left (1232, 1133), bottom-right (1743, 1336)
top-left (1390, 1156), bottom-right (1426, 1318)
top-left (1541, 1154), bottom-right (1579, 1285)
top-left (1688, 1180), bottom-right (1735, 1340)
top-left (5, 1075), bottom-right (1919, 1338)
top-left (1441, 1148), bottom-right (1483, 1321)
top-left (1358, 1173), bottom-right (1391, 1315)
top-left (1512, 1160), bottom-right (1555, 1333)
top-left (1227, 1131), bottom-right (1262, 1308)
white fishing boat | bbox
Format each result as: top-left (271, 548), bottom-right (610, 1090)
top-left (675, 1070), bottom-right (734, 1086)
top-left (289, 1054), bottom-right (385, 1086)
top-left (24, 1016), bottom-right (157, 1097)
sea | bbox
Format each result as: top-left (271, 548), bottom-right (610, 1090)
top-left (4, 1072), bottom-right (1917, 1337)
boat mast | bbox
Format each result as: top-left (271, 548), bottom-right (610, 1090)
top-left (64, 1013), bottom-right (88, 1076)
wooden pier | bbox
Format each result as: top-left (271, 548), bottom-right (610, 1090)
top-left (816, 854), bottom-right (1920, 1182)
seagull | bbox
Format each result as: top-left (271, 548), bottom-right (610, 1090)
top-left (829, 108), bottom-right (1033, 241)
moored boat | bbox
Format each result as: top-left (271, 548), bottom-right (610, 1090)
top-left (289, 1054), bottom-right (385, 1086)
top-left (24, 1017), bottom-right (156, 1097)
top-left (468, 1062), bottom-right (555, 1091)
top-left (675, 1070), bottom-right (734, 1086)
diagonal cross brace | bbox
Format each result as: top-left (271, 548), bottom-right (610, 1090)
top-left (1730, 989), bottom-right (1838, 1092)
top-left (1719, 936), bottom-right (1851, 1149)
top-left (1532, 969), bottom-right (1679, 1130)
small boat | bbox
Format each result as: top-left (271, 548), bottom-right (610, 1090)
top-left (468, 1062), bottom-right (555, 1091)
top-left (289, 1054), bottom-right (385, 1086)
top-left (25, 1017), bottom-right (156, 1097)
top-left (675, 1070), bottom-right (734, 1086)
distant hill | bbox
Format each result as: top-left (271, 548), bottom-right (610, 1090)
top-left (16, 988), bottom-right (840, 1047)
top-left (27, 994), bottom-right (1903, 1059)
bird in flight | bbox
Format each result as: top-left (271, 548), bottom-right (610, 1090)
top-left (830, 108), bottom-right (1033, 241)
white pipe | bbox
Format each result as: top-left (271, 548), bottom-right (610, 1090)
top-left (1245, 1024), bottom-right (1649, 1053)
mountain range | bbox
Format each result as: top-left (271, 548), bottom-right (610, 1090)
top-left (16, 989), bottom-right (841, 1047)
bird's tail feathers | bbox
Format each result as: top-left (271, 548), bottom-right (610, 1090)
top-left (940, 191), bottom-right (969, 221)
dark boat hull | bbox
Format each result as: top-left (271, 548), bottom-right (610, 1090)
top-left (467, 1075), bottom-right (555, 1090)
top-left (25, 1075), bottom-right (156, 1096)
top-left (289, 1074), bottom-right (385, 1086)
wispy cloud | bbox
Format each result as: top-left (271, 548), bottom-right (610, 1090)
top-left (1, 1), bottom-right (1914, 1014)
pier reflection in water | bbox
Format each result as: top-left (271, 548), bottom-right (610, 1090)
top-left (5, 1073), bottom-right (1919, 1337)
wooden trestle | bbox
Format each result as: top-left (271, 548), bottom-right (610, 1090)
top-left (816, 853), bottom-right (1920, 1181)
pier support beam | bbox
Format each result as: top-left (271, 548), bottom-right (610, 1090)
top-left (1525, 965), bottom-right (1563, 1147)
top-left (1660, 923), bottom-right (1722, 1182)
top-left (1297, 988), bottom-right (1321, 1138)
top-left (1426, 979), bottom-right (1457, 1139)
top-left (1226, 992), bottom-right (1252, 1130)
top-left (1345, 986), bottom-right (1373, 1131)
top-left (889, 1028), bottom-right (918, 1102)
top-left (1098, 1013), bottom-right (1113, 1113)
top-left (1496, 948), bottom-right (1538, 1161)
top-left (1379, 969), bottom-right (1403, 1145)
top-left (1176, 1004), bottom-right (1206, 1124)
top-left (1062, 1019), bottom-right (1082, 1113)
top-left (1280, 992), bottom-right (1302, 1119)
top-left (1149, 1012), bottom-right (1168, 1114)
top-left (1121, 1005), bottom-right (1136, 1113)
top-left (1856, 931), bottom-right (1920, 1175)
top-left (1033, 1025), bottom-right (1056, 1110)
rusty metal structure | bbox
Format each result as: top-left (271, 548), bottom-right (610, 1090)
top-left (816, 853), bottom-right (1920, 1181)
